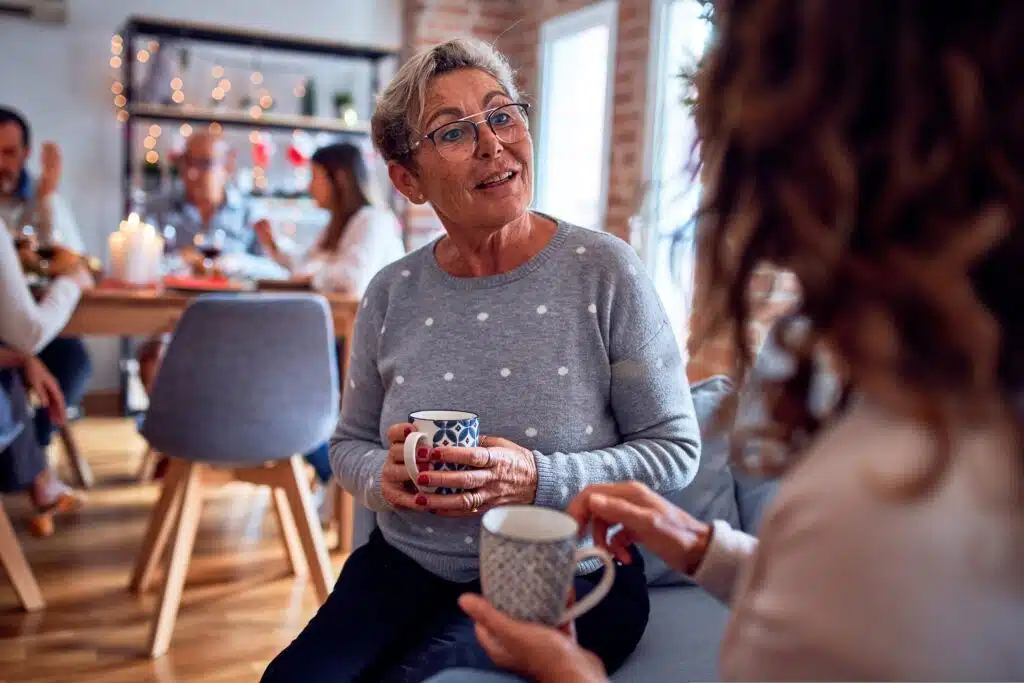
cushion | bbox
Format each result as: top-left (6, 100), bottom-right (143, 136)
top-left (611, 585), bottom-right (729, 682)
top-left (641, 375), bottom-right (741, 587)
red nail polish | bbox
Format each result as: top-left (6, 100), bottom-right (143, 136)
top-left (430, 449), bottom-right (441, 460)
top-left (404, 425), bottom-right (413, 436)
top-left (415, 495), bottom-right (427, 506)
top-left (417, 447), bottom-right (428, 458)
top-left (417, 474), bottom-right (429, 485)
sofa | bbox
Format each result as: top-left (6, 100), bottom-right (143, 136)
top-left (351, 376), bottom-right (779, 682)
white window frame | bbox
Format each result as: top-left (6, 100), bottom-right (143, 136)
top-left (534, 0), bottom-right (619, 230)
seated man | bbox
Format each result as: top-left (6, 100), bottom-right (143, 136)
top-left (0, 106), bottom-right (91, 451)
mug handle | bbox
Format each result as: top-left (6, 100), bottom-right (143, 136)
top-left (559, 547), bottom-right (616, 625)
top-left (403, 431), bottom-right (436, 493)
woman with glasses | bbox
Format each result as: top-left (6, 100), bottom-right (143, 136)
top-left (261, 38), bottom-right (700, 683)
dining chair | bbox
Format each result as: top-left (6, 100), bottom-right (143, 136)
top-left (58, 406), bottom-right (93, 489)
top-left (129, 293), bottom-right (340, 658)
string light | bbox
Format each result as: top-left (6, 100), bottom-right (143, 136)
top-left (259, 94), bottom-right (273, 109)
top-left (209, 122), bottom-right (222, 135)
top-left (248, 130), bottom-right (261, 144)
top-left (212, 65), bottom-right (224, 78)
top-left (211, 87), bottom-right (226, 101)
top-left (180, 124), bottom-right (193, 137)
top-left (145, 150), bottom-right (159, 164)
top-left (112, 43), bottom-right (123, 56)
top-left (113, 94), bottom-right (127, 108)
top-left (170, 77), bottom-right (183, 90)
top-left (144, 136), bottom-right (157, 149)
top-left (293, 82), bottom-right (307, 98)
top-left (148, 40), bottom-right (159, 52)
top-left (149, 125), bottom-right (162, 137)
top-left (111, 82), bottom-right (123, 94)
top-left (172, 90), bottom-right (185, 104)
top-left (116, 110), bottom-right (129, 123)
top-left (137, 49), bottom-right (150, 63)
top-left (218, 78), bottom-right (232, 92)
top-left (251, 71), bottom-right (263, 85)
top-left (249, 105), bottom-right (263, 118)
top-left (110, 56), bottom-right (122, 69)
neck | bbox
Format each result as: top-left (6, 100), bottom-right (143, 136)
top-left (436, 211), bottom-right (556, 277)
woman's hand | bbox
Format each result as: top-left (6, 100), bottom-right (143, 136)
top-left (414, 436), bottom-right (537, 516)
top-left (22, 357), bottom-right (66, 426)
top-left (567, 482), bottom-right (712, 575)
top-left (253, 219), bottom-right (277, 254)
top-left (380, 423), bottom-right (426, 510)
top-left (458, 593), bottom-right (608, 683)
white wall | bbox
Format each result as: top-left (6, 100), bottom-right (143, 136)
top-left (0, 0), bottom-right (402, 390)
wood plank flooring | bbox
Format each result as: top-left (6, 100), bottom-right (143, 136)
top-left (0, 418), bottom-right (347, 683)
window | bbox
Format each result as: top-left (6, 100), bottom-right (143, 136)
top-left (534, 1), bottom-right (618, 230)
top-left (641, 0), bottom-right (712, 348)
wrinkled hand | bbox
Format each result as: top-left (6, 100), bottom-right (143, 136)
top-left (380, 423), bottom-right (423, 510)
top-left (22, 357), bottom-right (66, 426)
top-left (36, 142), bottom-right (62, 199)
top-left (567, 482), bottom-right (711, 575)
top-left (459, 593), bottom-right (607, 683)
top-left (414, 436), bottom-right (537, 516)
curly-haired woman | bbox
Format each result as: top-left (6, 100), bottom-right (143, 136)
top-left (437, 1), bottom-right (1024, 681)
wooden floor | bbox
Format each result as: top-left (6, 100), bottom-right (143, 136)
top-left (0, 418), bottom-right (347, 683)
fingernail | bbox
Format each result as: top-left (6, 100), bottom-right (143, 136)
top-left (404, 425), bottom-right (413, 436)
top-left (415, 495), bottom-right (427, 506)
top-left (417, 474), bottom-right (429, 485)
top-left (430, 449), bottom-right (441, 460)
top-left (416, 456), bottom-right (429, 464)
top-left (417, 447), bottom-right (428, 458)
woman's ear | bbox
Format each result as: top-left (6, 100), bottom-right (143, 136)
top-left (388, 160), bottom-right (426, 204)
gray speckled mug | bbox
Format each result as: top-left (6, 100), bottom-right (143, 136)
top-left (480, 505), bottom-right (616, 626)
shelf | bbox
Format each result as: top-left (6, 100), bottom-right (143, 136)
top-left (129, 103), bottom-right (371, 135)
top-left (122, 16), bottom-right (400, 61)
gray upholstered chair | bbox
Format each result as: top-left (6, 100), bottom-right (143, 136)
top-left (129, 294), bottom-right (339, 658)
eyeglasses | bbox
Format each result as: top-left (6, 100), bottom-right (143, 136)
top-left (413, 103), bottom-right (530, 161)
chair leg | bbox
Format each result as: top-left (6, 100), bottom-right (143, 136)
top-left (279, 457), bottom-right (333, 603)
top-left (272, 488), bottom-right (308, 577)
top-left (130, 458), bottom-right (187, 594)
top-left (59, 425), bottom-right (93, 489)
top-left (147, 460), bottom-right (203, 658)
top-left (332, 482), bottom-right (354, 555)
top-left (137, 446), bottom-right (159, 484)
top-left (0, 501), bottom-right (44, 612)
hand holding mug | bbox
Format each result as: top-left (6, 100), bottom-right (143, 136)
top-left (567, 482), bottom-right (711, 575)
top-left (381, 422), bottom-right (423, 511)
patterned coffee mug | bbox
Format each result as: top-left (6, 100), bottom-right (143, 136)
top-left (403, 410), bottom-right (479, 494)
top-left (480, 505), bottom-right (616, 626)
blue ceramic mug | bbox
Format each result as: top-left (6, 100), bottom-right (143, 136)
top-left (403, 410), bottom-right (479, 494)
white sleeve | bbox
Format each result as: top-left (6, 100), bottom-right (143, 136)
top-left (312, 208), bottom-right (402, 296)
top-left (691, 519), bottom-right (759, 604)
top-left (0, 226), bottom-right (82, 354)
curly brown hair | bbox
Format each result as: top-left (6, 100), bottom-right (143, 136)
top-left (693, 0), bottom-right (1024, 493)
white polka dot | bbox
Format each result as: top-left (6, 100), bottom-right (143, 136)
top-left (366, 476), bottom-right (373, 489)
top-left (585, 425), bottom-right (594, 435)
top-left (477, 312), bottom-right (489, 321)
top-left (464, 536), bottom-right (474, 544)
top-left (426, 526), bottom-right (435, 534)
top-left (655, 357), bottom-right (665, 369)
top-left (628, 265), bottom-right (637, 276)
top-left (500, 368), bottom-right (511, 378)
top-left (560, 484), bottom-right (570, 498)
top-left (587, 303), bottom-right (597, 314)
top-left (425, 317), bottom-right (434, 327)
top-left (558, 366), bottom-right (569, 376)
top-left (362, 298), bottom-right (368, 308)
top-left (395, 375), bottom-right (405, 385)
top-left (536, 305), bottom-right (548, 315)
top-left (380, 325), bottom-right (386, 335)
top-left (444, 372), bottom-right (454, 381)
top-left (602, 454), bottom-right (615, 466)
top-left (349, 379), bottom-right (356, 389)
top-left (525, 427), bottom-right (538, 438)
top-left (575, 246), bottom-right (587, 255)
top-left (401, 269), bottom-right (411, 278)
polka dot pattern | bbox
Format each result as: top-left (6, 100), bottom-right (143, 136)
top-left (525, 427), bottom-right (538, 438)
top-left (575, 246), bottom-right (587, 255)
top-left (444, 372), bottom-right (454, 382)
top-left (536, 305), bottom-right (548, 315)
top-left (401, 269), bottom-right (411, 278)
top-left (587, 303), bottom-right (597, 314)
top-left (500, 368), bottom-right (511, 378)
top-left (426, 526), bottom-right (435, 534)
top-left (477, 312), bottom-right (490, 321)
top-left (395, 375), bottom-right (405, 385)
top-left (558, 366), bottom-right (569, 376)
top-left (585, 425), bottom-right (594, 435)
top-left (464, 536), bottom-right (474, 545)
top-left (425, 317), bottom-right (434, 327)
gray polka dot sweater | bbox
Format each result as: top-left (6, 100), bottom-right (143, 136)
top-left (330, 219), bottom-right (701, 582)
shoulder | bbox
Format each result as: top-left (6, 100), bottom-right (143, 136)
top-left (554, 219), bottom-right (644, 275)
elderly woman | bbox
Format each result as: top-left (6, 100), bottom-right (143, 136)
top-left (261, 38), bottom-right (700, 683)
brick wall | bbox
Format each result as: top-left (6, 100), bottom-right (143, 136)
top-left (400, 0), bottom-right (798, 379)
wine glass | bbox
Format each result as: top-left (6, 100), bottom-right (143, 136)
top-left (34, 228), bottom-right (63, 279)
top-left (193, 228), bottom-right (226, 275)
top-left (14, 223), bottom-right (36, 252)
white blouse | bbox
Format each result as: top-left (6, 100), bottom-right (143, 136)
top-left (0, 221), bottom-right (82, 354)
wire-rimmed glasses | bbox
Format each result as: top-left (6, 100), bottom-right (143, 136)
top-left (413, 103), bottom-right (531, 161)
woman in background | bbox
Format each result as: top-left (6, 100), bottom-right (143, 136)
top-left (256, 142), bottom-right (406, 295)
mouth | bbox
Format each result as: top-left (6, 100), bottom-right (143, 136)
top-left (475, 169), bottom-right (518, 190)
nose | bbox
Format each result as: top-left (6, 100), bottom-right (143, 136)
top-left (474, 123), bottom-right (504, 159)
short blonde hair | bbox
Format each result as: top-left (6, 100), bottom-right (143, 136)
top-left (371, 37), bottom-right (520, 163)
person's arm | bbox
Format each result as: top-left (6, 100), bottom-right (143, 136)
top-left (0, 227), bottom-right (82, 354)
top-left (37, 194), bottom-right (86, 253)
top-left (311, 209), bottom-right (398, 295)
top-left (690, 519), bottom-right (759, 604)
top-left (0, 348), bottom-right (27, 369)
top-left (328, 282), bottom-right (392, 511)
top-left (532, 250), bottom-right (701, 510)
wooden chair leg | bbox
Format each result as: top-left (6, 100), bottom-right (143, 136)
top-left (137, 446), bottom-right (159, 484)
top-left (279, 457), bottom-right (333, 603)
top-left (148, 460), bottom-right (203, 658)
top-left (130, 458), bottom-right (187, 594)
top-left (272, 488), bottom-right (308, 577)
top-left (332, 483), bottom-right (354, 555)
top-left (60, 425), bottom-right (93, 489)
top-left (0, 501), bottom-right (44, 612)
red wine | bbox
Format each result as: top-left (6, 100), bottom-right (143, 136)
top-left (198, 246), bottom-right (222, 260)
top-left (14, 236), bottom-right (32, 250)
top-left (36, 246), bottom-right (57, 260)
